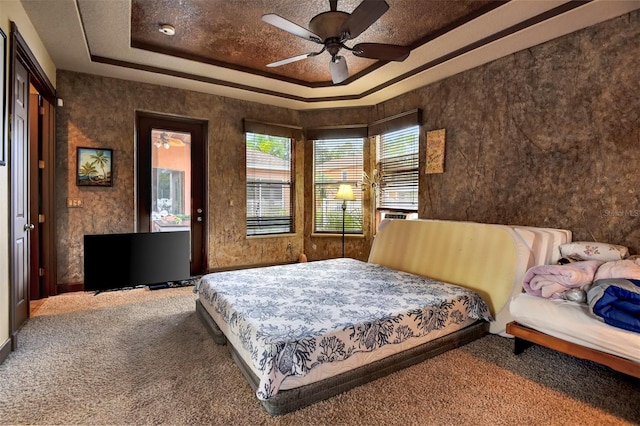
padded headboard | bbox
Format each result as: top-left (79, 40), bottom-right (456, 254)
top-left (368, 219), bottom-right (533, 335)
top-left (510, 226), bottom-right (572, 265)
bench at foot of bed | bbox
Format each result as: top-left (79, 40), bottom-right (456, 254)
top-left (506, 321), bottom-right (640, 379)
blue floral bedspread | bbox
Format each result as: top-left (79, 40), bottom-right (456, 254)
top-left (197, 258), bottom-right (492, 400)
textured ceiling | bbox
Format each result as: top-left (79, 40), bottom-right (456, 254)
top-left (19, 0), bottom-right (640, 109)
top-left (130, 0), bottom-right (501, 85)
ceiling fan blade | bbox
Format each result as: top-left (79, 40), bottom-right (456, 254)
top-left (340, 0), bottom-right (389, 40)
top-left (352, 43), bottom-right (410, 61)
top-left (330, 56), bottom-right (349, 84)
top-left (267, 52), bottom-right (317, 67)
top-left (262, 14), bottom-right (322, 43)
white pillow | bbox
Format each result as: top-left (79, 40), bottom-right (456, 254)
top-left (559, 241), bottom-right (629, 262)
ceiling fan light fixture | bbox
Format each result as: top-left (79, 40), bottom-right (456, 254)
top-left (159, 24), bottom-right (175, 36)
top-left (262, 0), bottom-right (402, 85)
top-left (308, 11), bottom-right (349, 41)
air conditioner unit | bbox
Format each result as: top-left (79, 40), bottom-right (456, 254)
top-left (380, 211), bottom-right (418, 220)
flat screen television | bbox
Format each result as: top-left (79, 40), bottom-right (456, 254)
top-left (84, 231), bottom-right (190, 292)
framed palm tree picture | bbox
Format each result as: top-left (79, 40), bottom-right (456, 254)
top-left (77, 147), bottom-right (113, 186)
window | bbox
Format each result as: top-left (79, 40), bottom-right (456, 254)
top-left (313, 138), bottom-right (363, 233)
top-left (246, 132), bottom-right (293, 235)
top-left (377, 125), bottom-right (419, 210)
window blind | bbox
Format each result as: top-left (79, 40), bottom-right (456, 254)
top-left (313, 138), bottom-right (363, 233)
top-left (377, 125), bottom-right (419, 210)
top-left (246, 132), bottom-right (293, 235)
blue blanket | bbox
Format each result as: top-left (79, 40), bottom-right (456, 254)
top-left (587, 278), bottom-right (640, 333)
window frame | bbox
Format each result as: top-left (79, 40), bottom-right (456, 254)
top-left (245, 132), bottom-right (294, 236)
top-left (312, 137), bottom-right (364, 235)
top-left (376, 125), bottom-right (420, 212)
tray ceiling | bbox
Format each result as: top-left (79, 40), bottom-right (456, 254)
top-left (20, 0), bottom-right (640, 110)
top-left (129, 0), bottom-right (501, 85)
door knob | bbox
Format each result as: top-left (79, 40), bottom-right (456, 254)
top-left (24, 223), bottom-right (35, 232)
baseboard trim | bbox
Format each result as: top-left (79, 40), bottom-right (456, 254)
top-left (206, 260), bottom-right (296, 274)
top-left (57, 267), bottom-right (296, 292)
top-left (57, 282), bottom-right (84, 293)
top-left (0, 337), bottom-right (12, 365)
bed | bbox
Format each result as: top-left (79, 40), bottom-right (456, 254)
top-left (507, 294), bottom-right (640, 377)
top-left (507, 238), bottom-right (640, 379)
top-left (195, 219), bottom-right (535, 415)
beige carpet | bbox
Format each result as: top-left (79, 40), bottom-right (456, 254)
top-left (0, 287), bottom-right (638, 425)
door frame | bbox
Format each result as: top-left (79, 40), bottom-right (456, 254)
top-left (135, 112), bottom-right (208, 276)
top-left (8, 22), bottom-right (56, 348)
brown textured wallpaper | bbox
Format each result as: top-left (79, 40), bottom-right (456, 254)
top-left (394, 10), bottom-right (640, 251)
top-left (55, 75), bottom-right (308, 285)
top-left (55, 10), bottom-right (639, 287)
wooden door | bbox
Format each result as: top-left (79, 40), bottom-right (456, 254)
top-left (28, 91), bottom-right (40, 299)
top-left (8, 22), bottom-right (58, 350)
top-left (136, 114), bottom-right (208, 276)
top-left (26, 91), bottom-right (55, 299)
top-left (10, 59), bottom-right (31, 348)
top-left (40, 96), bottom-right (56, 298)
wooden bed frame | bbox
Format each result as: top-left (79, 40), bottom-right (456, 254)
top-left (197, 299), bottom-right (489, 415)
top-left (506, 321), bottom-right (640, 378)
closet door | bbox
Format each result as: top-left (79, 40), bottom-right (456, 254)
top-left (10, 59), bottom-right (31, 347)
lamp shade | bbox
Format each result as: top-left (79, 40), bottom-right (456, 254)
top-left (335, 184), bottom-right (355, 201)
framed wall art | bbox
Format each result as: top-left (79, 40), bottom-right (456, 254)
top-left (77, 147), bottom-right (113, 186)
top-left (425, 129), bottom-right (446, 174)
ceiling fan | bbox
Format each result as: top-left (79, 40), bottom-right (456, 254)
top-left (262, 0), bottom-right (410, 84)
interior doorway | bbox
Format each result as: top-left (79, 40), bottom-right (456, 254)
top-left (8, 22), bottom-right (56, 349)
top-left (136, 113), bottom-right (208, 276)
top-left (28, 84), bottom-right (55, 301)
